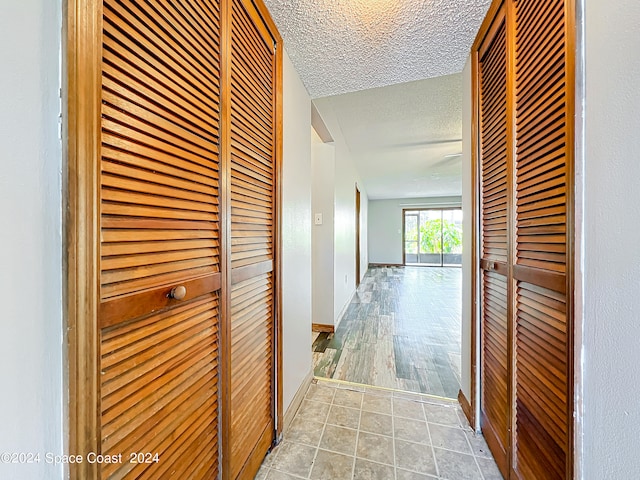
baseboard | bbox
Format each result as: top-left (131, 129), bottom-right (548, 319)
top-left (312, 323), bottom-right (334, 333)
top-left (369, 263), bottom-right (404, 267)
top-left (458, 389), bottom-right (474, 427)
top-left (282, 370), bottom-right (314, 433)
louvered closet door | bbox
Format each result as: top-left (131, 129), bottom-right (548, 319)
top-left (478, 9), bottom-right (510, 476)
top-left (99, 1), bottom-right (221, 478)
top-left (226, 0), bottom-right (279, 477)
top-left (513, 0), bottom-right (572, 477)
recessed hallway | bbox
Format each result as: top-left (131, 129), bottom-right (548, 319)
top-left (313, 267), bottom-right (462, 398)
top-left (256, 379), bottom-right (500, 480)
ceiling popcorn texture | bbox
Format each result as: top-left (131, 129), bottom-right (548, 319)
top-left (263, 0), bottom-right (492, 98)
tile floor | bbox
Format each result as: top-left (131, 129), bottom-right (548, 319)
top-left (313, 266), bottom-right (462, 398)
top-left (256, 379), bottom-right (502, 480)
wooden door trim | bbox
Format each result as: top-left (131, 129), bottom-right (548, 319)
top-left (65, 0), bottom-right (103, 478)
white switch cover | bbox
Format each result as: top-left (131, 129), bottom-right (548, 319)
top-left (314, 213), bottom-right (323, 225)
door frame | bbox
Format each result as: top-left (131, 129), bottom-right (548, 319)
top-left (64, 1), bottom-right (283, 478)
top-left (64, 1), bottom-right (102, 477)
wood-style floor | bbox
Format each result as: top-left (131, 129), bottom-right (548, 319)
top-left (313, 266), bottom-right (462, 398)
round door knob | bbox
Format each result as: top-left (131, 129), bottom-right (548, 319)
top-left (170, 285), bottom-right (187, 300)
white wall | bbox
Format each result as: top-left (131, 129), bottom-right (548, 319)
top-left (461, 57), bottom-right (474, 410)
top-left (332, 141), bottom-right (368, 322)
top-left (368, 196), bottom-right (463, 265)
top-left (311, 130), bottom-right (336, 326)
top-left (312, 98), bottom-right (369, 326)
top-left (0, 1), bottom-right (63, 478)
top-left (582, 0), bottom-right (640, 477)
top-left (281, 50), bottom-right (313, 412)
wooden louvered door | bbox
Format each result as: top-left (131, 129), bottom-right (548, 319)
top-left (512, 0), bottom-right (573, 477)
top-left (477, 7), bottom-right (511, 476)
top-left (99, 1), bottom-right (222, 478)
top-left (222, 0), bottom-right (281, 478)
top-left (474, 0), bottom-right (574, 478)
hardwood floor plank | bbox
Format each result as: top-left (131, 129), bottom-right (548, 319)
top-left (312, 266), bottom-right (462, 398)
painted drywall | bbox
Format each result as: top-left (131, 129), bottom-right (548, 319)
top-left (312, 98), bottom-right (369, 326)
top-left (368, 196), bottom-right (463, 265)
top-left (332, 141), bottom-right (368, 322)
top-left (582, 0), bottom-right (640, 477)
top-left (461, 57), bottom-right (474, 408)
top-left (0, 1), bottom-right (63, 478)
top-left (281, 50), bottom-right (313, 413)
top-left (311, 129), bottom-right (336, 326)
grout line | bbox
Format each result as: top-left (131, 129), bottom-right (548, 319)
top-left (391, 395), bottom-right (398, 480)
top-left (350, 391), bottom-right (364, 479)
top-left (423, 401), bottom-right (440, 479)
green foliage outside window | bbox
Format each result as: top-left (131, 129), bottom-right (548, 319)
top-left (419, 219), bottom-right (462, 254)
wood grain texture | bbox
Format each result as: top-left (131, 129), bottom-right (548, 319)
top-left (65, 1), bottom-right (103, 478)
top-left (477, 10), bottom-right (510, 477)
top-left (473, 0), bottom-right (574, 478)
top-left (98, 1), bottom-right (222, 478)
top-left (224, 0), bottom-right (282, 478)
top-left (513, 0), bottom-right (572, 477)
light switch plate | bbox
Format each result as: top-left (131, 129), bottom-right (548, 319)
top-left (314, 213), bottom-right (323, 225)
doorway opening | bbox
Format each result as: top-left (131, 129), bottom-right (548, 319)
top-left (403, 208), bottom-right (463, 267)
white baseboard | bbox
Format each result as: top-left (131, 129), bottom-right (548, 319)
top-left (282, 370), bottom-right (314, 433)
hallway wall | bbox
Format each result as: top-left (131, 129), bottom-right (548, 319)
top-left (281, 50), bottom-right (313, 412)
top-left (0, 1), bottom-right (63, 478)
top-left (582, 0), bottom-right (640, 476)
top-left (311, 129), bottom-right (335, 327)
top-left (312, 98), bottom-right (369, 327)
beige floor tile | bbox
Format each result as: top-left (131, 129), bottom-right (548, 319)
top-left (356, 431), bottom-right (395, 466)
top-left (423, 403), bottom-right (461, 427)
top-left (353, 458), bottom-right (394, 480)
top-left (359, 410), bottom-right (392, 436)
top-left (396, 468), bottom-right (438, 479)
top-left (362, 394), bottom-right (392, 415)
top-left (327, 404), bottom-right (361, 429)
top-left (393, 416), bottom-right (431, 444)
top-left (265, 469), bottom-right (303, 480)
top-left (476, 456), bottom-right (504, 480)
top-left (310, 449), bottom-right (355, 480)
top-left (296, 399), bottom-right (331, 423)
top-left (285, 417), bottom-right (325, 447)
top-left (319, 424), bottom-right (358, 456)
top-left (269, 441), bottom-right (316, 478)
top-left (464, 429), bottom-right (493, 458)
top-left (434, 448), bottom-right (482, 480)
top-left (429, 423), bottom-right (472, 454)
top-left (394, 439), bottom-right (437, 476)
top-left (393, 397), bottom-right (426, 420)
top-left (333, 388), bottom-right (364, 409)
top-left (305, 383), bottom-right (336, 404)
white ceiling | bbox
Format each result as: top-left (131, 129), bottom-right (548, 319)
top-left (314, 73), bottom-right (463, 199)
top-left (263, 0), bottom-right (492, 199)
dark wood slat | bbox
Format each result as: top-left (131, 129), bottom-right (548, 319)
top-left (100, 273), bottom-right (221, 328)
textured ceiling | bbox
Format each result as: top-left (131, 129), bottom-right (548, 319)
top-left (263, 0), bottom-right (492, 98)
top-left (314, 73), bottom-right (463, 199)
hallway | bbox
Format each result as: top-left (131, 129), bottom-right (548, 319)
top-left (257, 379), bottom-right (500, 480)
top-left (313, 267), bottom-right (462, 398)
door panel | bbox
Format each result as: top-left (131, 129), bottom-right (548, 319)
top-left (475, 0), bottom-right (574, 477)
top-left (99, 0), bottom-right (221, 478)
top-left (477, 10), bottom-right (509, 476)
top-left (227, 0), bottom-right (278, 477)
top-left (513, 0), bottom-right (571, 477)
